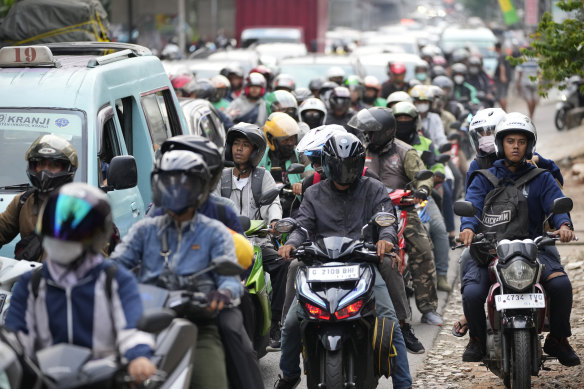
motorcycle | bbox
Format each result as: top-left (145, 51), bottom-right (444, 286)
top-left (0, 256), bottom-right (42, 324)
top-left (274, 211), bottom-right (396, 389)
top-left (453, 197), bottom-right (574, 389)
top-left (268, 163), bottom-right (306, 218)
top-left (554, 75), bottom-right (584, 130)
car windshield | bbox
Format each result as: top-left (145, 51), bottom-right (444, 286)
top-left (278, 63), bottom-right (356, 89)
top-left (0, 109), bottom-right (86, 190)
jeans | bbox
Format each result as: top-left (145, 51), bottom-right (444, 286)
top-left (423, 197), bottom-right (450, 276)
top-left (442, 179), bottom-right (455, 233)
top-left (279, 267), bottom-right (412, 389)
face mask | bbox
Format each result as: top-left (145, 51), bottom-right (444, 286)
top-left (454, 75), bottom-right (465, 85)
top-left (43, 236), bottom-right (84, 265)
top-left (469, 67), bottom-right (480, 75)
top-left (416, 103), bottom-right (430, 113)
top-left (277, 143), bottom-right (296, 160)
top-left (415, 72), bottom-right (428, 82)
top-left (396, 121), bottom-right (416, 142)
top-left (478, 135), bottom-right (496, 154)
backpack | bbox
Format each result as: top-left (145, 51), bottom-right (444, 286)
top-left (468, 167), bottom-right (545, 266)
top-left (220, 167), bottom-right (266, 209)
top-left (14, 189), bottom-right (43, 261)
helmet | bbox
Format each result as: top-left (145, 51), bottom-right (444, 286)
top-left (344, 75), bottom-right (364, 90)
top-left (250, 65), bottom-right (274, 87)
top-left (319, 81), bottom-right (339, 103)
top-left (392, 101), bottom-right (420, 143)
top-left (468, 108), bottom-right (506, 154)
top-left (170, 74), bottom-right (195, 96)
top-left (348, 107), bottom-right (396, 151)
top-left (273, 73), bottom-right (296, 92)
top-left (37, 183), bottom-right (113, 263)
top-left (432, 75), bottom-right (454, 91)
top-left (386, 91), bottom-right (412, 107)
top-left (329, 86), bottom-right (351, 112)
top-left (409, 85), bottom-right (433, 101)
top-left (265, 90), bottom-right (299, 119)
top-left (264, 112), bottom-right (301, 151)
top-left (494, 112), bottom-right (537, 160)
top-left (26, 134), bottom-right (78, 194)
top-left (244, 72), bottom-right (267, 97)
top-left (421, 46), bottom-right (436, 59)
top-left (322, 132), bottom-right (365, 185)
top-left (292, 87), bottom-right (312, 105)
top-left (326, 66), bottom-right (346, 82)
top-left (191, 79), bottom-right (216, 101)
top-left (210, 74), bottom-right (231, 102)
top-left (451, 63), bottom-right (468, 75)
top-left (431, 65), bottom-right (446, 77)
top-left (160, 135), bottom-right (224, 189)
top-left (151, 150), bottom-right (210, 214)
top-left (468, 56), bottom-right (482, 67)
top-left (221, 63), bottom-right (244, 78)
top-left (414, 59), bottom-right (429, 72)
top-left (299, 97), bottom-right (327, 129)
top-left (408, 79), bottom-right (422, 89)
top-left (308, 77), bottom-right (325, 93)
top-left (296, 124), bottom-right (346, 167)
top-left (451, 48), bottom-right (469, 64)
top-left (432, 55), bottom-right (447, 66)
top-left (389, 62), bottom-right (406, 75)
top-left (224, 123), bottom-right (267, 167)
top-left (429, 85), bottom-right (445, 112)
top-left (363, 75), bottom-right (381, 91)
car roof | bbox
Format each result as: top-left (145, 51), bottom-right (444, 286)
top-left (279, 55), bottom-right (356, 65)
top-left (357, 52), bottom-right (422, 66)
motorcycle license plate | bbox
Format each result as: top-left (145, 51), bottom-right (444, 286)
top-left (307, 265), bottom-right (360, 282)
top-left (495, 293), bottom-right (545, 311)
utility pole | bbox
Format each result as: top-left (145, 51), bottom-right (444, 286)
top-left (177, 0), bottom-right (186, 57)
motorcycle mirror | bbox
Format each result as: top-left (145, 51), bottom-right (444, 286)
top-left (211, 256), bottom-right (244, 276)
top-left (453, 200), bottom-right (476, 217)
top-left (274, 217), bottom-right (297, 234)
top-left (550, 197), bottom-right (573, 215)
top-left (447, 132), bottom-right (461, 142)
top-left (259, 188), bottom-right (280, 206)
top-left (370, 212), bottom-right (397, 227)
top-left (136, 308), bottom-right (176, 333)
top-left (287, 163), bottom-right (306, 174)
top-left (435, 153), bottom-right (451, 164)
top-left (414, 169), bottom-right (433, 181)
top-left (438, 143), bottom-right (452, 153)
top-left (238, 216), bottom-right (251, 232)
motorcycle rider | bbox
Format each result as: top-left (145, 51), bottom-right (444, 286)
top-left (298, 97), bottom-right (327, 129)
top-left (227, 72), bottom-right (268, 126)
top-left (275, 132), bottom-right (412, 389)
top-left (273, 73), bottom-right (296, 93)
top-left (210, 74), bottom-right (232, 112)
top-left (466, 55), bottom-right (495, 107)
top-left (381, 62), bottom-right (409, 99)
top-left (428, 85), bottom-right (457, 135)
top-left (410, 85), bottom-right (448, 147)
top-left (0, 134), bottom-right (78, 261)
top-left (221, 63), bottom-right (244, 101)
top-left (191, 79), bottom-right (234, 130)
top-left (308, 77), bottom-right (324, 99)
top-left (326, 66), bottom-right (346, 85)
top-left (459, 113), bottom-right (580, 367)
top-left (413, 59), bottom-right (431, 84)
top-left (451, 63), bottom-right (480, 107)
top-left (325, 86), bottom-right (360, 138)
top-left (386, 91), bottom-right (413, 109)
top-left (216, 123), bottom-right (290, 350)
top-left (5, 183), bottom-right (157, 385)
top-left (265, 89), bottom-right (299, 121)
top-left (345, 75), bottom-right (367, 111)
top-left (357, 107), bottom-right (444, 327)
top-left (362, 75), bottom-right (388, 108)
top-left (111, 150), bottom-right (244, 389)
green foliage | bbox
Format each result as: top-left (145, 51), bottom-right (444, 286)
top-left (0, 0), bottom-right (15, 18)
top-left (512, 0), bottom-right (584, 96)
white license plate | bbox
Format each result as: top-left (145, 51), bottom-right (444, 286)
top-left (495, 293), bottom-right (545, 311)
top-left (307, 265), bottom-right (360, 282)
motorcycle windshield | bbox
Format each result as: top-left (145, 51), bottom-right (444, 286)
top-left (496, 239), bottom-right (537, 263)
top-left (314, 236), bottom-right (360, 260)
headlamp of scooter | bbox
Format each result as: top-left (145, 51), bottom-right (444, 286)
top-left (499, 257), bottom-right (538, 292)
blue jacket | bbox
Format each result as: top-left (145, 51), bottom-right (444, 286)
top-left (110, 212), bottom-right (242, 299)
top-left (461, 160), bottom-right (571, 239)
top-left (5, 258), bottom-right (154, 361)
top-left (466, 152), bottom-right (564, 191)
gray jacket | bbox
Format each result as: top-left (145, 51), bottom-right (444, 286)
top-left (286, 177), bottom-right (397, 248)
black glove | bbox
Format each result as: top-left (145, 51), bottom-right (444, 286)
top-left (413, 187), bottom-right (428, 201)
top-left (208, 289), bottom-right (232, 306)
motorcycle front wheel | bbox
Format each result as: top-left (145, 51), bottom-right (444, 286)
top-left (325, 350), bottom-right (344, 389)
top-left (507, 329), bottom-right (531, 389)
top-left (555, 108), bottom-right (567, 130)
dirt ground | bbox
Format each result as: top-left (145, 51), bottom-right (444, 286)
top-left (412, 156), bottom-right (584, 388)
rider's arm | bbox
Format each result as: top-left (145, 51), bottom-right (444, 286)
top-left (404, 150), bottom-right (434, 193)
top-left (259, 170), bottom-right (283, 223)
top-left (109, 219), bottom-right (148, 271)
top-left (0, 195), bottom-right (23, 246)
top-left (4, 270), bottom-right (36, 356)
top-left (539, 172), bottom-right (572, 230)
top-left (285, 186), bottom-right (318, 248)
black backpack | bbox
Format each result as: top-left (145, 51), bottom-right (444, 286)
top-left (468, 167), bottom-right (545, 266)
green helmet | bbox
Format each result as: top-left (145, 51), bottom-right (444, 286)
top-left (265, 90), bottom-right (298, 120)
top-left (344, 75), bottom-right (364, 90)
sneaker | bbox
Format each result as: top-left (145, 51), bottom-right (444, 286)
top-left (462, 337), bottom-right (485, 362)
top-left (437, 275), bottom-right (451, 292)
top-left (543, 334), bottom-right (581, 366)
top-left (274, 374), bottom-right (300, 389)
top-left (401, 323), bottom-right (425, 354)
top-left (421, 311), bottom-right (443, 326)
top-left (269, 322), bottom-right (282, 350)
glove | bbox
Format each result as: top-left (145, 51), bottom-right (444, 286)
top-left (208, 289), bottom-right (232, 306)
top-left (413, 187), bottom-right (428, 201)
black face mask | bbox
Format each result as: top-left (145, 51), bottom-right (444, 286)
top-left (277, 143), bottom-right (296, 160)
top-left (395, 121), bottom-right (416, 143)
top-left (362, 94), bottom-right (375, 104)
top-left (302, 111), bottom-right (324, 129)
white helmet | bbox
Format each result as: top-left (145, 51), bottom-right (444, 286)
top-left (469, 108), bottom-right (506, 154)
top-left (296, 124), bottom-right (346, 167)
top-left (298, 97), bottom-right (327, 129)
top-left (494, 112), bottom-right (537, 160)
top-left (326, 66), bottom-right (346, 81)
top-left (386, 91), bottom-right (412, 107)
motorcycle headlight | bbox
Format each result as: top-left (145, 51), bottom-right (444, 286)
top-left (499, 258), bottom-right (538, 291)
top-left (561, 94), bottom-right (567, 102)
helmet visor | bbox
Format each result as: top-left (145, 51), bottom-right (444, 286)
top-left (151, 171), bottom-right (206, 213)
top-left (347, 109), bottom-right (384, 133)
top-left (323, 154), bottom-right (365, 185)
top-left (38, 194), bottom-right (97, 242)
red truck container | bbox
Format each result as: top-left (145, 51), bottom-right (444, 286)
top-left (235, 0), bottom-right (328, 52)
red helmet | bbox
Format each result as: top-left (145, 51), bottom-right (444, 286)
top-left (249, 65), bottom-right (274, 87)
top-left (170, 74), bottom-right (194, 90)
top-left (244, 72), bottom-right (267, 97)
top-left (389, 62), bottom-right (406, 75)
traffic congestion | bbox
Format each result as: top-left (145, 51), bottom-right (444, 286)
top-left (0, 1), bottom-right (582, 388)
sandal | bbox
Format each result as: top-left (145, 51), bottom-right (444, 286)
top-left (451, 319), bottom-right (468, 337)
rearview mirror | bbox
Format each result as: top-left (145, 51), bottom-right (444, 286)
top-left (370, 212), bottom-right (396, 227)
top-left (287, 163), bottom-right (305, 174)
top-left (435, 154), bottom-right (451, 164)
top-left (104, 155), bottom-right (138, 192)
top-left (238, 216), bottom-right (251, 232)
top-left (449, 121), bottom-right (461, 130)
top-left (136, 308), bottom-right (176, 333)
top-left (259, 187), bottom-right (280, 206)
top-left (438, 143), bottom-right (452, 153)
top-left (453, 200), bottom-right (476, 217)
top-left (211, 256), bottom-right (244, 276)
top-left (550, 197), bottom-right (573, 215)
top-left (414, 169), bottom-right (434, 181)
top-left (274, 218), bottom-right (298, 234)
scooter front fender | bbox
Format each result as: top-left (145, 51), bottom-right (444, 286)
top-left (320, 327), bottom-right (346, 351)
top-left (502, 315), bottom-right (536, 329)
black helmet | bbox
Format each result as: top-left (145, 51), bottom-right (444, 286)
top-left (318, 81), bottom-right (338, 97)
top-left (26, 134), bottom-right (78, 194)
top-left (151, 150), bottom-right (210, 214)
top-left (451, 63), bottom-right (468, 75)
top-left (329, 86), bottom-right (351, 112)
top-left (431, 65), bottom-right (446, 77)
top-left (308, 77), bottom-right (325, 93)
top-left (451, 48), bottom-right (469, 64)
top-left (292, 87), bottom-right (312, 105)
top-left (322, 132), bottom-right (365, 185)
top-left (160, 135), bottom-right (224, 189)
top-left (37, 183), bottom-right (113, 263)
top-left (348, 107), bottom-right (396, 151)
top-left (191, 79), bottom-right (217, 101)
top-left (225, 122), bottom-right (267, 167)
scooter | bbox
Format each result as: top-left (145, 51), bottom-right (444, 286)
top-left (554, 75), bottom-right (584, 130)
top-left (274, 212), bottom-right (396, 389)
top-left (453, 197), bottom-right (574, 389)
top-left (0, 256), bottom-right (42, 324)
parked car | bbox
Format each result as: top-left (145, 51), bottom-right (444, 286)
top-left (277, 55), bottom-right (365, 89)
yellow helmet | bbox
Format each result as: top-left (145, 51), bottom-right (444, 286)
top-left (263, 112), bottom-right (300, 151)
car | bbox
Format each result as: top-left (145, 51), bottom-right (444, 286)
top-left (359, 30), bottom-right (420, 55)
top-left (163, 49), bottom-right (260, 79)
top-left (179, 99), bottom-right (226, 154)
top-left (355, 52), bottom-right (423, 84)
top-left (0, 42), bottom-right (188, 257)
top-left (277, 55), bottom-right (365, 89)
top-left (440, 26), bottom-right (498, 76)
top-left (240, 27), bottom-right (304, 47)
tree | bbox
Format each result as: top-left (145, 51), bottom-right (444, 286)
top-left (0, 0), bottom-right (15, 18)
top-left (515, 0), bottom-right (584, 95)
